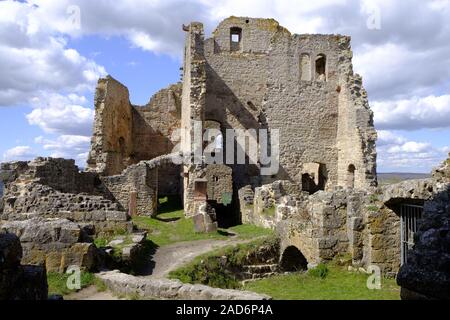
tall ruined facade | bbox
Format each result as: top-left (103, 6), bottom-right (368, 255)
top-left (85, 17), bottom-right (377, 221)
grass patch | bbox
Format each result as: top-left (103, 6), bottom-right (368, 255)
top-left (244, 265), bottom-right (400, 300)
top-left (367, 205), bottom-right (379, 212)
top-left (226, 224), bottom-right (273, 239)
top-left (93, 226), bottom-right (129, 248)
top-left (132, 197), bottom-right (272, 247)
top-left (308, 263), bottom-right (329, 279)
top-left (168, 236), bottom-right (278, 289)
top-left (47, 271), bottom-right (96, 296)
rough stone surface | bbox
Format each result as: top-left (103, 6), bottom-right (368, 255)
top-left (0, 231), bottom-right (48, 300)
top-left (97, 270), bottom-right (271, 300)
top-left (0, 158), bottom-right (122, 219)
top-left (396, 156), bottom-right (450, 299)
top-left (1, 218), bottom-right (97, 272)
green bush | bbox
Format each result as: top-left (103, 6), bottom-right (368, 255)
top-left (308, 263), bottom-right (329, 279)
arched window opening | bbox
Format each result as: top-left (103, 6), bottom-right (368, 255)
top-left (347, 164), bottom-right (356, 189)
top-left (300, 53), bottom-right (311, 81)
top-left (315, 54), bottom-right (326, 81)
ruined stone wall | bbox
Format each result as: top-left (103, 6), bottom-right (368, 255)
top-left (0, 231), bottom-right (48, 300)
top-left (102, 162), bottom-right (158, 217)
top-left (204, 164), bottom-right (233, 204)
top-left (1, 218), bottom-right (98, 273)
top-left (202, 17), bottom-right (377, 190)
top-left (86, 76), bottom-right (183, 194)
top-left (132, 84), bottom-right (182, 195)
top-left (0, 158), bottom-right (122, 220)
top-left (87, 76), bottom-right (133, 176)
top-left (181, 22), bottom-right (207, 216)
top-left (396, 156), bottom-right (450, 299)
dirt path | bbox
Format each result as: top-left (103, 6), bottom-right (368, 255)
top-left (64, 285), bottom-right (123, 300)
top-left (68, 236), bottom-right (254, 299)
top-left (143, 237), bottom-right (251, 278)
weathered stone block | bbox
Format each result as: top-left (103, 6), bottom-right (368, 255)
top-left (92, 210), bottom-right (106, 221)
top-left (106, 211), bottom-right (128, 222)
top-left (193, 214), bottom-right (206, 233)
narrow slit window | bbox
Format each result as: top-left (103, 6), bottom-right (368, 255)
top-left (230, 27), bottom-right (242, 52)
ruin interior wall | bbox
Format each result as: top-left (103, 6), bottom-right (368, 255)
top-left (87, 76), bottom-right (133, 176)
top-left (87, 78), bottom-right (183, 195)
top-left (181, 22), bottom-right (208, 216)
top-left (202, 17), bottom-right (377, 191)
top-left (132, 84), bottom-right (183, 195)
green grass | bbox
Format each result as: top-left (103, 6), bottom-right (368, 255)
top-left (93, 226), bottom-right (129, 248)
top-left (227, 224), bottom-right (273, 239)
top-left (308, 263), bottom-right (329, 279)
top-left (132, 196), bottom-right (272, 247)
top-left (244, 266), bottom-right (400, 300)
top-left (47, 271), bottom-right (99, 296)
top-left (168, 236), bottom-right (277, 289)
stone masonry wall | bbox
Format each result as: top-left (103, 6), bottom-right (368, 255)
top-left (132, 83), bottom-right (182, 195)
top-left (0, 231), bottom-right (48, 300)
top-left (102, 162), bottom-right (158, 217)
top-left (0, 158), bottom-right (122, 220)
top-left (87, 76), bottom-right (133, 176)
top-left (203, 17), bottom-right (376, 190)
top-left (181, 22), bottom-right (208, 216)
top-left (396, 155), bottom-right (450, 299)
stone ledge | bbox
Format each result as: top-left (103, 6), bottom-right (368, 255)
top-left (96, 270), bottom-right (271, 300)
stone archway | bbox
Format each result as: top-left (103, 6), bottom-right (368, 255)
top-left (279, 245), bottom-right (308, 272)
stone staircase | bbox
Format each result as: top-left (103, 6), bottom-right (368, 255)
top-left (241, 263), bottom-right (279, 284)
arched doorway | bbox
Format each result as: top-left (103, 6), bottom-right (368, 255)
top-left (279, 246), bottom-right (308, 271)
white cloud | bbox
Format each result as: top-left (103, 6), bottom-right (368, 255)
top-left (25, 93), bottom-right (94, 136)
top-left (372, 95), bottom-right (450, 130)
top-left (35, 135), bottom-right (91, 167)
top-left (27, 104), bottom-right (94, 136)
top-left (2, 146), bottom-right (36, 162)
top-left (1, 0), bottom-right (450, 173)
top-left (377, 130), bottom-right (407, 146)
top-left (387, 141), bottom-right (431, 154)
top-left (0, 1), bottom-right (106, 107)
top-left (377, 130), bottom-right (449, 172)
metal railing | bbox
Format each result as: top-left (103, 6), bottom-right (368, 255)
top-left (400, 203), bottom-right (423, 265)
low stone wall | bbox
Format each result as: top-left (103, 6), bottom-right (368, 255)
top-left (0, 231), bottom-right (48, 300)
top-left (97, 270), bottom-right (271, 300)
top-left (0, 158), bottom-right (124, 220)
top-left (240, 181), bottom-right (303, 229)
top-left (59, 210), bottom-right (133, 237)
top-left (1, 158), bottom-right (104, 195)
top-left (102, 162), bottom-right (157, 217)
top-left (101, 153), bottom-right (182, 217)
top-left (1, 218), bottom-right (98, 273)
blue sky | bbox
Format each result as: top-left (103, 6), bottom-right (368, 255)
top-left (0, 0), bottom-right (449, 173)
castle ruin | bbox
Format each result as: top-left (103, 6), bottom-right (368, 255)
top-left (1, 17), bottom-right (448, 300)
